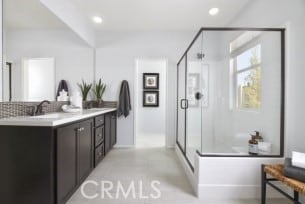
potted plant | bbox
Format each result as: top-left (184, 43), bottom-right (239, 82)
top-left (78, 80), bottom-right (92, 108)
top-left (93, 78), bottom-right (106, 107)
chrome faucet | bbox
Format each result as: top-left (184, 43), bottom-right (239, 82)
top-left (35, 100), bottom-right (51, 115)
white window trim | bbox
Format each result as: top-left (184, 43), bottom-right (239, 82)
top-left (231, 43), bottom-right (262, 111)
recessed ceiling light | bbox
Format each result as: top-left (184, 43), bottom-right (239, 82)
top-left (92, 16), bottom-right (103, 24)
top-left (209, 8), bottom-right (219, 16)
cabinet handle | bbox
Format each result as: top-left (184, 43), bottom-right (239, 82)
top-left (99, 119), bottom-right (103, 122)
top-left (98, 134), bottom-right (102, 137)
top-left (78, 127), bottom-right (84, 132)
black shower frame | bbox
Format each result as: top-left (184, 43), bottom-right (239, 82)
top-left (176, 27), bottom-right (285, 170)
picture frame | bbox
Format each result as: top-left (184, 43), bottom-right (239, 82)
top-left (143, 91), bottom-right (159, 107)
top-left (143, 73), bottom-right (159, 89)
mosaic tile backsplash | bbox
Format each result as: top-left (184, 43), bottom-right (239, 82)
top-left (0, 101), bottom-right (68, 119)
top-left (0, 101), bottom-right (117, 119)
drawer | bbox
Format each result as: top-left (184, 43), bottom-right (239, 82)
top-left (95, 125), bottom-right (104, 147)
top-left (95, 143), bottom-right (104, 166)
top-left (95, 115), bottom-right (104, 127)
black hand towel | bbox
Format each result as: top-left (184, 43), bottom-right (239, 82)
top-left (118, 80), bottom-right (131, 117)
top-left (56, 80), bottom-right (69, 96)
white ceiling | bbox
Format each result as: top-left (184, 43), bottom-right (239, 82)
top-left (71, 0), bottom-right (251, 31)
top-left (4, 0), bottom-right (66, 29)
top-left (4, 0), bottom-right (251, 31)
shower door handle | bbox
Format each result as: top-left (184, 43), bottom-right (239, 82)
top-left (180, 99), bottom-right (188, 109)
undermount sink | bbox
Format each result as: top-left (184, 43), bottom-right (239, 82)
top-left (30, 113), bottom-right (63, 119)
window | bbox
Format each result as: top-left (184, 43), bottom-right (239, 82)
top-left (231, 44), bottom-right (261, 109)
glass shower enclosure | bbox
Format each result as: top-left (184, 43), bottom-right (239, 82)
top-left (177, 28), bottom-right (285, 168)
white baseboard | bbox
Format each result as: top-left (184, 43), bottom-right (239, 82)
top-left (113, 145), bottom-right (135, 148)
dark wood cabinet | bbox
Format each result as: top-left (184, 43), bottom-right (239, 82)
top-left (94, 115), bottom-right (104, 127)
top-left (110, 113), bottom-right (117, 147)
top-left (95, 111), bottom-right (117, 166)
top-left (78, 120), bottom-right (94, 183)
top-left (57, 123), bottom-right (78, 204)
top-left (95, 125), bottom-right (104, 147)
top-left (0, 126), bottom-right (54, 204)
top-left (0, 110), bottom-right (116, 204)
top-left (105, 114), bottom-right (111, 155)
top-left (56, 119), bottom-right (93, 204)
top-left (104, 112), bottom-right (117, 154)
top-left (95, 143), bottom-right (105, 165)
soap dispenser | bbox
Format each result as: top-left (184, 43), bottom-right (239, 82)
top-left (70, 92), bottom-right (83, 109)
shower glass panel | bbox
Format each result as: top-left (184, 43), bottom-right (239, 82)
top-left (177, 56), bottom-right (186, 152)
top-left (186, 32), bottom-right (204, 165)
top-left (199, 30), bottom-right (283, 156)
top-left (177, 28), bottom-right (284, 165)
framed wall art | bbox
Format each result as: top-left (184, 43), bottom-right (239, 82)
top-left (143, 91), bottom-right (159, 107)
top-left (143, 73), bottom-right (159, 89)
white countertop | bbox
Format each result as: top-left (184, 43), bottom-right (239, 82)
top-left (0, 108), bottom-right (117, 127)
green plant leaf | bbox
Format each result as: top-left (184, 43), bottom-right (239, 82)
top-left (78, 79), bottom-right (92, 101)
top-left (93, 78), bottom-right (106, 101)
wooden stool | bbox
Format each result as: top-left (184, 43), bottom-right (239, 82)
top-left (262, 164), bottom-right (305, 204)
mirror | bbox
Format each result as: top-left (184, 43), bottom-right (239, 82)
top-left (1, 0), bottom-right (94, 102)
top-left (22, 58), bottom-right (55, 101)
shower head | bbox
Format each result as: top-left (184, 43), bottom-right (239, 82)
top-left (197, 53), bottom-right (205, 60)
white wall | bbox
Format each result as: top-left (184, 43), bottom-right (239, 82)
top-left (135, 59), bottom-right (167, 137)
top-left (40, 0), bottom-right (95, 47)
top-left (5, 29), bottom-right (94, 100)
top-left (95, 31), bottom-right (197, 147)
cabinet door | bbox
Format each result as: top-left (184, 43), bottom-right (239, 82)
top-left (57, 123), bottom-right (78, 204)
top-left (110, 113), bottom-right (117, 147)
top-left (78, 119), bottom-right (94, 183)
top-left (105, 114), bottom-right (111, 155)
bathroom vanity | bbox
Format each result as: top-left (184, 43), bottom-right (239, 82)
top-left (0, 108), bottom-right (117, 204)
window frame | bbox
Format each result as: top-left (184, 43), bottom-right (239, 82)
top-left (230, 37), bottom-right (262, 111)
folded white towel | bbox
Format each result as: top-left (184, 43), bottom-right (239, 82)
top-left (258, 142), bottom-right (271, 153)
top-left (292, 151), bottom-right (305, 169)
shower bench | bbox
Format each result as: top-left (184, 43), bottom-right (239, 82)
top-left (262, 164), bottom-right (305, 204)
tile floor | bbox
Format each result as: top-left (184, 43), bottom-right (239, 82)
top-left (67, 148), bottom-right (291, 204)
top-left (136, 134), bottom-right (165, 148)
